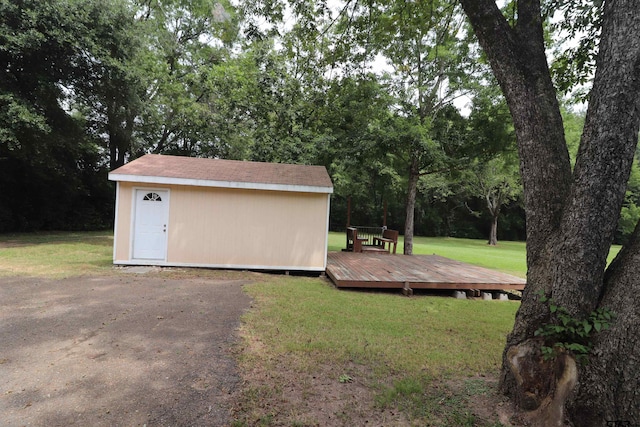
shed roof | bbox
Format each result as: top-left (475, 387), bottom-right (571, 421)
top-left (108, 154), bottom-right (333, 194)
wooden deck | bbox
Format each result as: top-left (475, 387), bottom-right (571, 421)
top-left (326, 252), bottom-right (526, 291)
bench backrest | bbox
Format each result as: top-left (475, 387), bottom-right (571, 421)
top-left (382, 228), bottom-right (399, 242)
top-left (346, 227), bottom-right (358, 241)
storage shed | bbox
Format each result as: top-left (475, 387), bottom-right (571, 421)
top-left (108, 154), bottom-right (333, 271)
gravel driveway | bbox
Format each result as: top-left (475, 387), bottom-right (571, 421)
top-left (0, 273), bottom-right (251, 426)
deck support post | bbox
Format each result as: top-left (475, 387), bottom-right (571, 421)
top-left (402, 281), bottom-right (413, 296)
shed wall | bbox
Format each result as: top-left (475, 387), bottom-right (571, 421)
top-left (114, 182), bottom-right (329, 270)
top-left (113, 183), bottom-right (133, 262)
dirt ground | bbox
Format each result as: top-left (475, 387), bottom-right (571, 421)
top-left (234, 350), bottom-right (515, 427)
top-left (0, 272), bottom-right (251, 427)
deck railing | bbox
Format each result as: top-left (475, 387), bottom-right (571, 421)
top-left (345, 225), bottom-right (385, 251)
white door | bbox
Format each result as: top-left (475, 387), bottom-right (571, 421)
top-left (132, 189), bottom-right (169, 260)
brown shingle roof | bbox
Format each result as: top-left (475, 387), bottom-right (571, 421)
top-left (109, 154), bottom-right (333, 193)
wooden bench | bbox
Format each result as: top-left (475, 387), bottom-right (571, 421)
top-left (372, 229), bottom-right (399, 254)
top-left (346, 227), bottom-right (368, 253)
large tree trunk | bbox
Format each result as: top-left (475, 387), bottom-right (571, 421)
top-left (488, 213), bottom-right (498, 246)
top-left (460, 0), bottom-right (640, 424)
top-left (486, 192), bottom-right (500, 246)
top-left (570, 221), bottom-right (640, 424)
top-left (403, 155), bottom-right (420, 255)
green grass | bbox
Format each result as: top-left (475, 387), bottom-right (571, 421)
top-left (243, 277), bottom-right (517, 377)
top-left (0, 231), bottom-right (114, 278)
top-left (239, 276), bottom-right (517, 425)
top-left (374, 377), bottom-right (486, 426)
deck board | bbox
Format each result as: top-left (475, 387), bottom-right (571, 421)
top-left (326, 252), bottom-right (526, 290)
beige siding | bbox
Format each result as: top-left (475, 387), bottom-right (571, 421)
top-left (113, 183), bottom-right (133, 262)
top-left (167, 185), bottom-right (328, 269)
top-left (114, 183), bottom-right (329, 270)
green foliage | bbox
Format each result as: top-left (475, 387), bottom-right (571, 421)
top-left (561, 107), bottom-right (585, 167)
top-left (545, 0), bottom-right (603, 101)
top-left (0, 0), bottom-right (121, 231)
top-left (616, 155), bottom-right (640, 243)
top-left (128, 0), bottom-right (241, 160)
top-left (293, 0), bottom-right (488, 248)
top-left (450, 83), bottom-right (522, 243)
top-left (338, 374), bottom-right (353, 383)
top-left (618, 202), bottom-right (640, 243)
top-left (458, 153), bottom-right (521, 244)
top-left (534, 290), bottom-right (615, 363)
top-left (467, 83), bottom-right (515, 160)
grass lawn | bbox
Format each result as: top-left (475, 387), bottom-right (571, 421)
top-left (0, 231), bottom-right (114, 278)
top-left (237, 276), bottom-right (519, 425)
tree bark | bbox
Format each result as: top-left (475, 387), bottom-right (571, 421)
top-left (461, 0), bottom-right (640, 423)
top-left (566, 2), bottom-right (640, 421)
top-left (403, 154), bottom-right (420, 255)
top-left (486, 191), bottom-right (500, 246)
top-left (461, 0), bottom-right (572, 350)
top-left (570, 221), bottom-right (640, 424)
top-left (488, 214), bottom-right (498, 246)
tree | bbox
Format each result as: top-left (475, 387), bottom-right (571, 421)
top-left (72, 0), bottom-right (242, 167)
top-left (464, 83), bottom-right (521, 246)
top-left (0, 0), bottom-right (245, 230)
top-left (247, 0), bottom-right (482, 251)
top-left (134, 0), bottom-right (240, 157)
top-left (0, 0), bottom-right (124, 230)
top-left (364, 1), bottom-right (475, 255)
top-left (322, 75), bottom-right (403, 228)
top-left (465, 156), bottom-right (521, 245)
top-left (460, 0), bottom-right (640, 424)
top-left (75, 0), bottom-right (146, 170)
top-left (242, 42), bottom-right (326, 164)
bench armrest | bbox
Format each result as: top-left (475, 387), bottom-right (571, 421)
top-left (375, 237), bottom-right (394, 243)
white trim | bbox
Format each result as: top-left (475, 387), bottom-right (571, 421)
top-left (130, 187), bottom-right (170, 262)
top-left (109, 173), bottom-right (333, 194)
top-left (128, 188), bottom-right (135, 260)
top-left (323, 194), bottom-right (331, 270)
top-left (112, 182), bottom-right (120, 262)
top-left (113, 259), bottom-right (326, 272)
